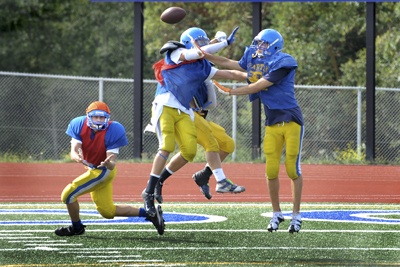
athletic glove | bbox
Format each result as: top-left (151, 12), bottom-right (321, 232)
top-left (213, 80), bottom-right (231, 95)
top-left (227, 26), bottom-right (239, 45)
top-left (214, 31), bottom-right (227, 42)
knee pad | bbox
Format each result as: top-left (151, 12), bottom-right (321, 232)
top-left (180, 149), bottom-right (197, 162)
top-left (285, 155), bottom-right (301, 179)
top-left (198, 132), bottom-right (219, 152)
top-left (286, 165), bottom-right (299, 179)
top-left (266, 168), bottom-right (279, 180)
top-left (96, 205), bottom-right (116, 219)
top-left (219, 137), bottom-right (235, 154)
top-left (266, 159), bottom-right (280, 179)
top-left (179, 138), bottom-right (197, 162)
top-left (61, 184), bottom-right (76, 204)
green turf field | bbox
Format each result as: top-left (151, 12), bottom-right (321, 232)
top-left (1, 203), bottom-right (400, 267)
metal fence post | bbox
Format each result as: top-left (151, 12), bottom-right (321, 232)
top-left (99, 78), bottom-right (104, 101)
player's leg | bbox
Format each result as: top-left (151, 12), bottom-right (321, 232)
top-left (90, 173), bottom-right (165, 236)
top-left (173, 111), bottom-right (197, 165)
top-left (154, 112), bottom-right (197, 203)
top-left (142, 107), bottom-right (176, 216)
top-left (205, 121), bottom-right (244, 193)
top-left (284, 122), bottom-right (304, 233)
top-left (56, 168), bottom-right (111, 236)
top-left (193, 115), bottom-right (244, 196)
top-left (194, 119), bottom-right (235, 178)
top-left (192, 113), bottom-right (217, 197)
top-left (264, 125), bottom-right (285, 232)
top-left (154, 151), bottom-right (190, 202)
top-left (153, 110), bottom-right (197, 203)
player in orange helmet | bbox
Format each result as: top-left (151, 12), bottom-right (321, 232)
top-left (55, 101), bottom-right (164, 236)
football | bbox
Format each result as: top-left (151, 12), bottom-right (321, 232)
top-left (160, 7), bottom-right (186, 24)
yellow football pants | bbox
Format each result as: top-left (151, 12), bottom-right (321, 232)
top-left (263, 121), bottom-right (304, 180)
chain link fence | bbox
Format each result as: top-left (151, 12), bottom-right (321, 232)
top-left (1, 71), bottom-right (399, 164)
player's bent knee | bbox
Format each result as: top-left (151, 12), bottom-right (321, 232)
top-left (161, 144), bottom-right (175, 153)
top-left (61, 186), bottom-right (76, 204)
top-left (181, 152), bottom-right (196, 162)
top-left (221, 138), bottom-right (235, 154)
top-left (180, 148), bottom-right (197, 162)
top-left (96, 206), bottom-right (116, 219)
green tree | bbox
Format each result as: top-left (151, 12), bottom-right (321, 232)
top-left (0, 0), bottom-right (135, 78)
top-left (269, 2), bottom-right (366, 85)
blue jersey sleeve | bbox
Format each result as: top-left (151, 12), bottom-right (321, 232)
top-left (238, 46), bottom-right (251, 70)
top-left (65, 116), bottom-right (86, 141)
top-left (105, 121), bottom-right (128, 150)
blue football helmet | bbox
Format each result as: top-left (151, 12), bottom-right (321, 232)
top-left (250, 29), bottom-right (284, 58)
top-left (180, 27), bottom-right (210, 49)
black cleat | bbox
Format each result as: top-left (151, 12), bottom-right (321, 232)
top-left (154, 182), bottom-right (163, 204)
top-left (146, 205), bottom-right (165, 235)
top-left (193, 168), bottom-right (212, 200)
top-left (199, 184), bottom-right (212, 200)
top-left (142, 189), bottom-right (156, 217)
top-left (55, 225), bottom-right (86, 236)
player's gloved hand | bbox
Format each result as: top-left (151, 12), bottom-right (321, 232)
top-left (214, 31), bottom-right (227, 42)
top-left (227, 26), bottom-right (239, 45)
top-left (213, 80), bottom-right (231, 95)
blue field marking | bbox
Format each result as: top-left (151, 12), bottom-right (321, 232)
top-left (262, 210), bottom-right (400, 224)
top-left (0, 209), bottom-right (226, 226)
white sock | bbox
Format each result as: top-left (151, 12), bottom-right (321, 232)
top-left (212, 168), bottom-right (226, 182)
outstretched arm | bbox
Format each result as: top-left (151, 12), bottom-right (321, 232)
top-left (213, 69), bottom-right (247, 81)
top-left (214, 77), bottom-right (273, 96)
top-left (205, 53), bottom-right (243, 71)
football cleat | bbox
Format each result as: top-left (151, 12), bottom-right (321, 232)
top-left (267, 213), bottom-right (285, 232)
top-left (146, 205), bottom-right (165, 235)
top-left (154, 182), bottom-right (163, 204)
top-left (141, 189), bottom-right (156, 217)
top-left (192, 167), bottom-right (212, 186)
top-left (199, 184), bottom-right (212, 200)
top-left (55, 225), bottom-right (86, 236)
top-left (288, 215), bottom-right (302, 234)
top-left (216, 179), bottom-right (245, 193)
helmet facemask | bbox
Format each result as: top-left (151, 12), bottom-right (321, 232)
top-left (87, 110), bottom-right (110, 130)
top-left (192, 36), bottom-right (210, 47)
top-left (251, 37), bottom-right (281, 58)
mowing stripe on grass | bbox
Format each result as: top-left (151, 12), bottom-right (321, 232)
top-left (1, 229), bottom-right (400, 233)
top-left (2, 246), bottom-right (399, 252)
top-left (1, 203), bottom-right (400, 208)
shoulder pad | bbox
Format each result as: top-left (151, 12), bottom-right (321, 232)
top-left (159, 40), bottom-right (186, 54)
